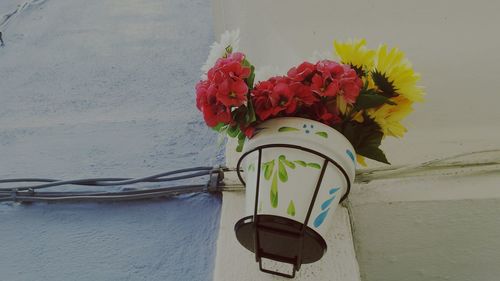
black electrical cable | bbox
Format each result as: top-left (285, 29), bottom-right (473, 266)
top-left (0, 170), bottom-right (210, 192)
top-left (0, 184), bottom-right (208, 203)
top-left (0, 166), bottom-right (228, 203)
top-left (0, 166), bottom-right (214, 191)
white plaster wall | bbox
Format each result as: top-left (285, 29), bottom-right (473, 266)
top-left (350, 197), bottom-right (500, 281)
top-left (213, 1), bottom-right (500, 280)
top-left (212, 0), bottom-right (500, 131)
top-left (347, 132), bottom-right (500, 281)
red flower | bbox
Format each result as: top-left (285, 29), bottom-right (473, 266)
top-left (338, 65), bottom-right (362, 103)
top-left (252, 77), bottom-right (298, 120)
top-left (316, 60), bottom-right (344, 78)
top-left (202, 102), bottom-right (232, 127)
top-left (196, 52), bottom-right (255, 128)
top-left (310, 103), bottom-right (341, 126)
top-left (311, 73), bottom-right (339, 96)
top-left (287, 62), bottom-right (315, 82)
top-left (203, 103), bottom-right (232, 127)
top-left (241, 125), bottom-right (256, 138)
top-left (196, 80), bottom-right (208, 110)
top-left (310, 60), bottom-right (362, 102)
top-left (252, 80), bottom-right (276, 121)
top-left (208, 52), bottom-right (251, 81)
top-left (197, 56), bottom-right (364, 139)
top-left (214, 78), bottom-right (248, 107)
top-left (195, 80), bottom-right (232, 127)
top-left (273, 78), bottom-right (297, 114)
top-left (289, 82), bottom-right (317, 106)
top-left (206, 52), bottom-right (251, 107)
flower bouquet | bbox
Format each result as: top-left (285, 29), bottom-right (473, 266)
top-left (195, 30), bottom-right (424, 274)
top-left (196, 30), bottom-right (424, 166)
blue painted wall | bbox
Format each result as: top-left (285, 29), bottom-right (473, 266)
top-left (0, 0), bottom-right (222, 280)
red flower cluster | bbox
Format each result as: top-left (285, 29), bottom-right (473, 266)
top-left (196, 52), bottom-right (251, 127)
top-left (252, 76), bottom-right (317, 121)
top-left (310, 60), bottom-right (361, 103)
top-left (196, 57), bottom-right (362, 137)
top-left (251, 60), bottom-right (362, 126)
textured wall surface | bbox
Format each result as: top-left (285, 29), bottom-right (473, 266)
top-left (350, 195), bottom-right (500, 281)
top-left (212, 0), bottom-right (500, 134)
top-left (0, 0), bottom-right (222, 280)
top-left (213, 1), bottom-right (500, 281)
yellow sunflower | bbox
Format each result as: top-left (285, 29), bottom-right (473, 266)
top-left (368, 96), bottom-right (414, 138)
top-left (373, 44), bottom-right (424, 102)
top-left (334, 39), bottom-right (375, 75)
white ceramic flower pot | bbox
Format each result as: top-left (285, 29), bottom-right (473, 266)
top-left (234, 117), bottom-right (356, 272)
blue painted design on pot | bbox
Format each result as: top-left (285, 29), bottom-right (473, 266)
top-left (321, 195), bottom-right (336, 210)
top-left (314, 209), bottom-right (330, 228)
top-left (346, 149), bottom-right (355, 163)
top-left (313, 188), bottom-right (340, 228)
top-left (329, 188), bottom-right (340, 195)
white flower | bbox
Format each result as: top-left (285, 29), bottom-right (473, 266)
top-left (253, 65), bottom-right (283, 83)
top-left (200, 29), bottom-right (241, 79)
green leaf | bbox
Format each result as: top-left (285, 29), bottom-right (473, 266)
top-left (278, 126), bottom-right (300, 132)
top-left (227, 126), bottom-right (240, 138)
top-left (356, 90), bottom-right (392, 109)
top-left (315, 131), bottom-right (328, 138)
top-left (235, 139), bottom-right (244, 152)
top-left (235, 133), bottom-right (246, 152)
top-left (353, 126), bottom-right (390, 164)
top-left (307, 162), bottom-right (321, 169)
top-left (357, 146), bottom-right (390, 164)
top-left (270, 171), bottom-right (278, 208)
top-left (245, 98), bottom-right (256, 124)
top-left (339, 115), bottom-right (391, 164)
top-left (242, 58), bottom-right (252, 68)
top-left (294, 160), bottom-right (307, 167)
top-left (367, 131), bottom-right (384, 146)
top-left (242, 57), bottom-right (255, 92)
top-left (278, 160), bottom-right (288, 183)
top-left (284, 160), bottom-right (296, 169)
top-left (287, 200), bottom-right (296, 216)
top-left (263, 160), bottom-right (275, 180)
top-left (212, 123), bottom-right (227, 133)
top-left (246, 65), bottom-right (255, 90)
